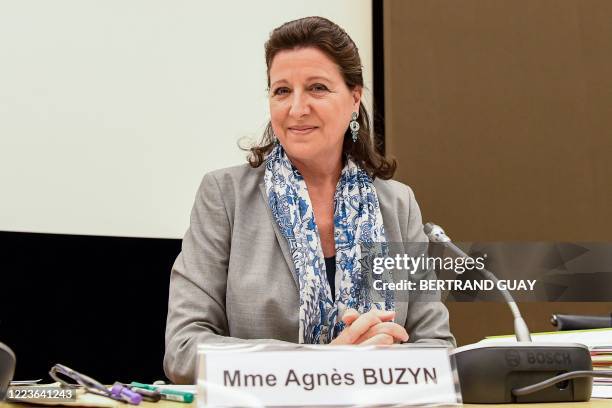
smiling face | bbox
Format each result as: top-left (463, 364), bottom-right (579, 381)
top-left (268, 47), bottom-right (362, 168)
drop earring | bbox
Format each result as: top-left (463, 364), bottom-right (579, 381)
top-left (349, 112), bottom-right (360, 142)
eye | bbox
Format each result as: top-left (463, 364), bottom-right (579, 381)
top-left (310, 83), bottom-right (329, 93)
top-left (272, 87), bottom-right (290, 96)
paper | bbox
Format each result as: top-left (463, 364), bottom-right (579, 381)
top-left (481, 328), bottom-right (612, 348)
top-left (198, 344), bottom-right (461, 407)
top-left (592, 385), bottom-right (612, 399)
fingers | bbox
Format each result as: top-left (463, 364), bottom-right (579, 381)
top-left (354, 322), bottom-right (409, 344)
top-left (341, 308), bottom-right (396, 324)
top-left (341, 309), bottom-right (360, 326)
top-left (377, 310), bottom-right (396, 322)
top-left (360, 333), bottom-right (394, 346)
top-left (341, 308), bottom-right (396, 325)
top-left (330, 309), bottom-right (361, 344)
top-left (335, 309), bottom-right (395, 344)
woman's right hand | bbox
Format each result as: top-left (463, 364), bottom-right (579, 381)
top-left (330, 309), bottom-right (409, 345)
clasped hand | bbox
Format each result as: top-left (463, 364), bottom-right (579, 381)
top-left (330, 309), bottom-right (409, 345)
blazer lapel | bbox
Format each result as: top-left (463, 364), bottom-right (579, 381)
top-left (259, 182), bottom-right (299, 289)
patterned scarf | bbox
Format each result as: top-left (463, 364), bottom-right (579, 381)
top-left (264, 144), bottom-right (394, 344)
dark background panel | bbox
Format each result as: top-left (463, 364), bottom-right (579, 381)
top-left (383, 0), bottom-right (612, 345)
top-left (0, 231), bottom-right (181, 383)
top-left (372, 0), bottom-right (386, 154)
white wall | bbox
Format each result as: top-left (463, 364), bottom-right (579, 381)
top-left (0, 0), bottom-right (373, 239)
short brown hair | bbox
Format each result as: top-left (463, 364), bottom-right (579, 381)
top-left (245, 16), bottom-right (396, 179)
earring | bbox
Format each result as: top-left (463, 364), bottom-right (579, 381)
top-left (349, 112), bottom-right (360, 142)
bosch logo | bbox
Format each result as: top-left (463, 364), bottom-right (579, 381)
top-left (527, 351), bottom-right (571, 365)
top-left (505, 350), bottom-right (521, 368)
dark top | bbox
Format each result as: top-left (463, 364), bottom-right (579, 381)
top-left (324, 256), bottom-right (336, 301)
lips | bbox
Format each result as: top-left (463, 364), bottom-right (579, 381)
top-left (288, 126), bottom-right (318, 135)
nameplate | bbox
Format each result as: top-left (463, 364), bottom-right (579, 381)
top-left (197, 344), bottom-right (461, 407)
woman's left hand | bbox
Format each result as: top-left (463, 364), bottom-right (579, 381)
top-left (330, 309), bottom-right (409, 345)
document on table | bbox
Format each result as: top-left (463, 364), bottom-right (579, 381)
top-left (592, 385), bottom-right (612, 399)
top-left (480, 327), bottom-right (612, 348)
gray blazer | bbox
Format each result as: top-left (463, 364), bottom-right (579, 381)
top-left (164, 163), bottom-right (455, 384)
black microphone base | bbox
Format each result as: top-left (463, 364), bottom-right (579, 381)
top-left (0, 342), bottom-right (16, 401)
top-left (452, 342), bottom-right (593, 403)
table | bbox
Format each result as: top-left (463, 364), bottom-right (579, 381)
top-left (1, 399), bottom-right (610, 407)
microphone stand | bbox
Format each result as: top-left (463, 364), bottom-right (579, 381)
top-left (424, 223), bottom-right (596, 404)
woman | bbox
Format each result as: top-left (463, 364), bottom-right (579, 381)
top-left (164, 16), bottom-right (455, 384)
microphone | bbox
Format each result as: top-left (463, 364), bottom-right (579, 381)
top-left (551, 313), bottom-right (612, 331)
top-left (0, 342), bottom-right (15, 401)
top-left (423, 222), bottom-right (594, 403)
top-left (423, 222), bottom-right (531, 342)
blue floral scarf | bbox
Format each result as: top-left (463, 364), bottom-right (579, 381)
top-left (264, 144), bottom-right (394, 344)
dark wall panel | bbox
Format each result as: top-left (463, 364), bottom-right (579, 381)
top-left (0, 231), bottom-right (181, 383)
top-left (383, 0), bottom-right (612, 344)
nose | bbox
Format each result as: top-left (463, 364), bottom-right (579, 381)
top-left (288, 90), bottom-right (310, 118)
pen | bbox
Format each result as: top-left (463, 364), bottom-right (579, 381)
top-left (110, 382), bottom-right (142, 405)
top-left (129, 382), bottom-right (194, 403)
top-left (126, 384), bottom-right (161, 402)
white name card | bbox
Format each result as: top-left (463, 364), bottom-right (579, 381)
top-left (197, 344), bottom-right (461, 407)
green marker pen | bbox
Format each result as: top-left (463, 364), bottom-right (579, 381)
top-left (129, 382), bottom-right (194, 403)
top-left (130, 382), bottom-right (155, 391)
